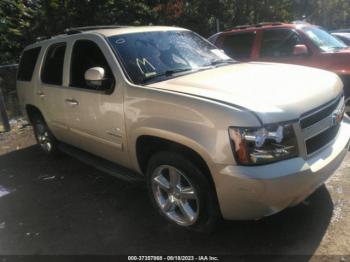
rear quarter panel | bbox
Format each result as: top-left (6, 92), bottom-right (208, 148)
top-left (16, 44), bottom-right (45, 120)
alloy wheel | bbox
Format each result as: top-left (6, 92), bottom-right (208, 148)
top-left (151, 165), bottom-right (199, 226)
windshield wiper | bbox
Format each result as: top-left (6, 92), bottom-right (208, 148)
top-left (204, 59), bottom-right (236, 67)
top-left (141, 68), bottom-right (193, 83)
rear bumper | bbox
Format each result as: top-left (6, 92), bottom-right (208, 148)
top-left (214, 119), bottom-right (350, 220)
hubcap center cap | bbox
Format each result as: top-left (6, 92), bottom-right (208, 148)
top-left (169, 195), bottom-right (178, 203)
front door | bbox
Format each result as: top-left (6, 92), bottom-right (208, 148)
top-left (63, 36), bottom-right (128, 166)
top-left (257, 28), bottom-right (313, 67)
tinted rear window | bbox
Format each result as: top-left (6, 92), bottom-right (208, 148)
top-left (41, 43), bottom-right (66, 85)
top-left (222, 33), bottom-right (255, 59)
top-left (17, 47), bottom-right (41, 81)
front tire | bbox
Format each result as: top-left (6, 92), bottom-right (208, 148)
top-left (146, 151), bottom-right (220, 232)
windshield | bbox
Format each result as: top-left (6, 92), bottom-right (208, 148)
top-left (302, 27), bottom-right (347, 52)
top-left (107, 30), bottom-right (234, 84)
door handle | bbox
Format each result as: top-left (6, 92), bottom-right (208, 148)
top-left (36, 91), bottom-right (45, 98)
top-left (65, 98), bottom-right (79, 107)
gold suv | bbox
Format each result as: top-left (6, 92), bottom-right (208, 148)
top-left (17, 26), bottom-right (350, 231)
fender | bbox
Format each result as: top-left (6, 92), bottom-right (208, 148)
top-left (129, 127), bottom-right (215, 175)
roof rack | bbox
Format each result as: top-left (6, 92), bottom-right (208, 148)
top-left (64, 25), bottom-right (130, 35)
top-left (36, 36), bottom-right (51, 41)
top-left (226, 22), bottom-right (284, 31)
top-left (255, 22), bottom-right (283, 27)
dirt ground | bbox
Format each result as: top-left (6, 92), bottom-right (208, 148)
top-left (0, 125), bottom-right (349, 260)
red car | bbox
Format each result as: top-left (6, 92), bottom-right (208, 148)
top-left (209, 22), bottom-right (350, 113)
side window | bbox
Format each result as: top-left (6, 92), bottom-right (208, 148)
top-left (41, 43), bottom-right (66, 85)
top-left (17, 47), bottom-right (41, 81)
top-left (222, 33), bottom-right (255, 59)
top-left (70, 40), bottom-right (115, 92)
top-left (260, 29), bottom-right (303, 58)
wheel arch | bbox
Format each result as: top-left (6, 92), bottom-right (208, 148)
top-left (134, 133), bottom-right (217, 194)
top-left (25, 104), bottom-right (43, 123)
top-left (135, 133), bottom-right (222, 219)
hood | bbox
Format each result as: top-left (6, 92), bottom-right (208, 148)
top-left (147, 62), bottom-right (343, 124)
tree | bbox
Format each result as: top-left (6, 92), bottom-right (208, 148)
top-left (3, 0), bottom-right (350, 64)
top-left (155, 0), bottom-right (223, 36)
top-left (29, 0), bottom-right (157, 36)
top-left (0, 0), bottom-right (34, 64)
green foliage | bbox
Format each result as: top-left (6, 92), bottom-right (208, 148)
top-left (0, 0), bottom-right (34, 64)
top-left (2, 0), bottom-right (350, 64)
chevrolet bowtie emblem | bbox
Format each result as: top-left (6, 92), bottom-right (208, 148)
top-left (331, 106), bottom-right (345, 127)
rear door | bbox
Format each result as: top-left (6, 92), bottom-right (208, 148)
top-left (62, 35), bottom-right (128, 166)
top-left (36, 42), bottom-right (70, 141)
top-left (220, 32), bottom-right (256, 61)
top-left (257, 28), bottom-right (313, 66)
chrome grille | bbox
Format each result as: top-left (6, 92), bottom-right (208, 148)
top-left (300, 96), bottom-right (341, 129)
top-left (305, 124), bottom-right (340, 155)
top-left (298, 94), bottom-right (345, 157)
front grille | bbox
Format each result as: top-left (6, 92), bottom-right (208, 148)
top-left (300, 96), bottom-right (341, 129)
top-left (300, 95), bottom-right (344, 156)
top-left (305, 124), bottom-right (340, 155)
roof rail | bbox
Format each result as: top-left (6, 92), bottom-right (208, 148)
top-left (36, 36), bottom-right (51, 41)
top-left (64, 25), bottom-right (130, 35)
top-left (226, 22), bottom-right (284, 31)
top-left (255, 22), bottom-right (283, 27)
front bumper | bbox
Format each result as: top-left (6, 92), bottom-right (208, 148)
top-left (214, 119), bottom-right (350, 220)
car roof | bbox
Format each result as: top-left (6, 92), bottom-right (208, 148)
top-left (81, 26), bottom-right (188, 37)
top-left (26, 25), bottom-right (188, 49)
top-left (221, 22), bottom-right (313, 34)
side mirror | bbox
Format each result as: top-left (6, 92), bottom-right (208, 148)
top-left (293, 44), bottom-right (309, 56)
top-left (84, 67), bottom-right (105, 88)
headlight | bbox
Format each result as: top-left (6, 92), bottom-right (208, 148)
top-left (229, 123), bottom-right (299, 165)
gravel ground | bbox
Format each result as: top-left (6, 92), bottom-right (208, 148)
top-left (0, 126), bottom-right (349, 260)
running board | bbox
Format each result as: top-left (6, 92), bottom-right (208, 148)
top-left (58, 143), bottom-right (144, 183)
